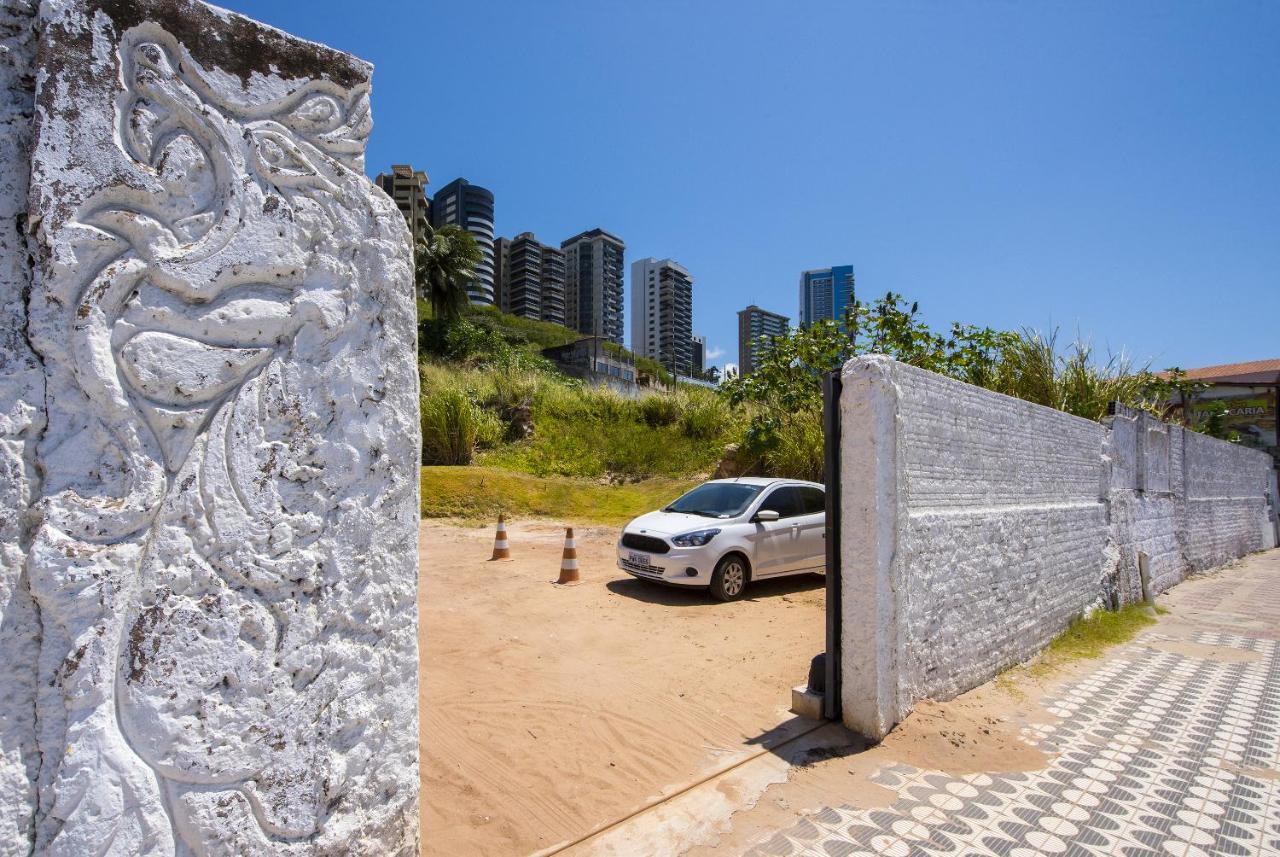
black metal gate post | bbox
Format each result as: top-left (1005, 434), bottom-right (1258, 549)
top-left (822, 369), bottom-right (842, 721)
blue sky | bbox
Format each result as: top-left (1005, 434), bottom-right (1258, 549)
top-left (235, 0), bottom-right (1278, 373)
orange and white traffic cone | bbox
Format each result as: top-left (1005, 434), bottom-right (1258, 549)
top-left (489, 513), bottom-right (512, 561)
top-left (554, 527), bottom-right (581, 585)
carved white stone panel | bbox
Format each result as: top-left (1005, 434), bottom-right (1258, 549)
top-left (0, 2), bottom-right (42, 853)
top-left (15, 1), bottom-right (421, 854)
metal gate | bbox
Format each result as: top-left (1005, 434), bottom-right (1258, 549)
top-left (822, 370), bottom-right (842, 721)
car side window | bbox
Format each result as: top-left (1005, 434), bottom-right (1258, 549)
top-left (758, 486), bottom-right (801, 519)
top-left (798, 486), bottom-right (826, 515)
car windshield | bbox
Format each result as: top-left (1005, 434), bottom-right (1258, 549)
top-left (664, 483), bottom-right (764, 519)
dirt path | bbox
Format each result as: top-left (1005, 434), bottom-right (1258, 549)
top-left (417, 518), bottom-right (826, 856)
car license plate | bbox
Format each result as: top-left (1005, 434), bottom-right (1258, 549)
top-left (628, 552), bottom-right (651, 566)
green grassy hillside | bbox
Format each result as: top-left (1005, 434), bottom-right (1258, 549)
top-left (420, 466), bottom-right (697, 526)
top-left (414, 302), bottom-right (821, 521)
top-left (419, 362), bottom-right (734, 480)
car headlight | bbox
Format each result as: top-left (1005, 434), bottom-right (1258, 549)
top-left (671, 528), bottom-right (721, 547)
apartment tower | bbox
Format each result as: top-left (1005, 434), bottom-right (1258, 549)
top-left (799, 265), bottom-right (855, 326)
top-left (631, 257), bottom-right (694, 377)
top-left (431, 178), bottom-right (496, 305)
top-left (374, 164), bottom-right (430, 248)
top-left (561, 228), bottom-right (625, 344)
top-left (493, 232), bottom-right (566, 326)
top-left (738, 305), bottom-right (789, 376)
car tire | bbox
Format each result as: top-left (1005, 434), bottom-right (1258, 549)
top-left (709, 554), bottom-right (749, 602)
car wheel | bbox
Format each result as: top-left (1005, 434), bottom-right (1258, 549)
top-left (710, 554), bottom-right (749, 602)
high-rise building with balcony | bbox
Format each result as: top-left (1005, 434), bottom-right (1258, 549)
top-left (431, 177), bottom-right (495, 305)
top-left (799, 265), bottom-right (855, 327)
top-left (631, 257), bottom-right (694, 377)
top-left (374, 164), bottom-right (430, 249)
top-left (493, 232), bottom-right (566, 326)
top-left (738, 305), bottom-right (790, 376)
top-left (561, 228), bottom-right (625, 344)
top-left (538, 244), bottom-right (567, 327)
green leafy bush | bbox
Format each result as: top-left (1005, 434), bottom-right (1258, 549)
top-left (719, 291), bottom-right (1190, 480)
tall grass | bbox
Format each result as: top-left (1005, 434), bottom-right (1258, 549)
top-left (994, 330), bottom-right (1159, 421)
top-left (489, 368), bottom-right (542, 412)
top-left (761, 409), bottom-right (825, 483)
top-left (421, 389), bottom-right (482, 465)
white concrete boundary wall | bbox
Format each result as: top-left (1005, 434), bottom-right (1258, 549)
top-left (839, 356), bottom-right (1277, 740)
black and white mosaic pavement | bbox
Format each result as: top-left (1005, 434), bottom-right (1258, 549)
top-left (746, 630), bottom-right (1280, 857)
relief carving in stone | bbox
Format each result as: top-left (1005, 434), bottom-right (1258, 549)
top-left (25, 11), bottom-right (418, 854)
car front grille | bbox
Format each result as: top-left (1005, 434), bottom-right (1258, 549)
top-left (620, 558), bottom-right (666, 578)
top-left (621, 533), bottom-right (669, 554)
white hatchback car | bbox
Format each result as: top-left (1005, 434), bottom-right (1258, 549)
top-left (616, 478), bottom-right (826, 601)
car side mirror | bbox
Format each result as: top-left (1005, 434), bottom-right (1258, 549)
top-left (754, 509), bottom-right (780, 523)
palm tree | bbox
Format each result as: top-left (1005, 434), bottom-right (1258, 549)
top-left (415, 223), bottom-right (482, 321)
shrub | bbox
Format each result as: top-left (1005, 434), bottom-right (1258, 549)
top-left (761, 407), bottom-right (824, 482)
top-left (421, 389), bottom-right (481, 465)
top-left (473, 407), bottom-right (507, 450)
top-left (678, 391), bottom-right (733, 441)
top-left (637, 393), bottom-right (680, 427)
top-left (576, 385), bottom-right (635, 425)
top-left (489, 367), bottom-right (542, 411)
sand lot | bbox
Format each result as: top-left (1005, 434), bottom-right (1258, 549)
top-left (418, 518), bottom-right (826, 856)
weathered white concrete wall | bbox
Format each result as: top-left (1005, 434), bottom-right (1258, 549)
top-left (839, 356), bottom-right (1108, 739)
top-left (1103, 405), bottom-right (1186, 601)
top-left (2, 1), bottom-right (421, 853)
top-left (1182, 428), bottom-right (1273, 568)
top-left (0, 2), bottom-right (41, 852)
top-left (840, 356), bottom-right (1275, 740)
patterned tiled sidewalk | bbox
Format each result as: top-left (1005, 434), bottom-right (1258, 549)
top-left (746, 552), bottom-right (1280, 857)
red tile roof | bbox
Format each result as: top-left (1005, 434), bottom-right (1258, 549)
top-left (1164, 358), bottom-right (1280, 384)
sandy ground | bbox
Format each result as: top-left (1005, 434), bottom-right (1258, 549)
top-left (417, 518), bottom-right (827, 856)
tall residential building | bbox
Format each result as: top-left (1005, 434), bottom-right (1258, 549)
top-left (538, 243), bottom-right (567, 327)
top-left (493, 232), bottom-right (566, 326)
top-left (631, 257), bottom-right (694, 377)
top-left (561, 228), bottom-right (625, 344)
top-left (738, 305), bottom-right (790, 376)
top-left (692, 335), bottom-right (706, 377)
top-left (799, 265), bottom-right (855, 326)
top-left (374, 164), bottom-right (430, 248)
top-left (493, 236), bottom-right (530, 318)
top-left (431, 178), bottom-right (495, 305)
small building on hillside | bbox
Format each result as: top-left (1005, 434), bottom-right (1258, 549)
top-left (542, 336), bottom-right (638, 394)
top-left (1164, 358), bottom-right (1279, 471)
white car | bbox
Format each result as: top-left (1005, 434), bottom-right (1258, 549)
top-left (616, 478), bottom-right (826, 601)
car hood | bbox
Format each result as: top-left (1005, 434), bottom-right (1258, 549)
top-left (626, 510), bottom-right (729, 537)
